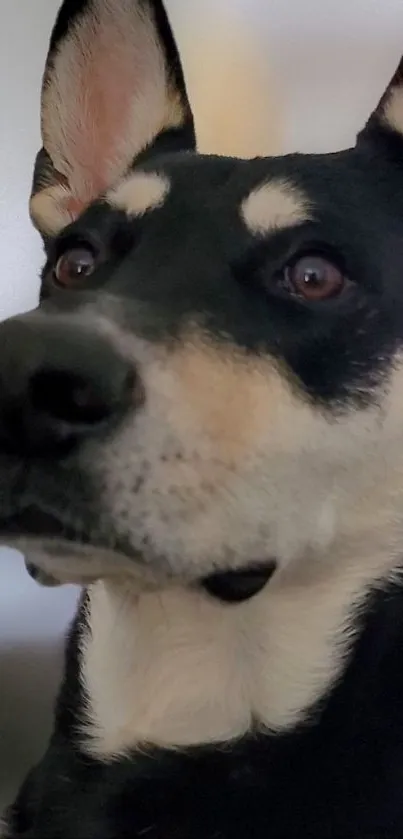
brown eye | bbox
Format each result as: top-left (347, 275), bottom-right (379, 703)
top-left (284, 254), bottom-right (346, 301)
top-left (54, 247), bottom-right (96, 288)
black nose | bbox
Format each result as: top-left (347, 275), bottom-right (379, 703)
top-left (0, 313), bottom-right (142, 456)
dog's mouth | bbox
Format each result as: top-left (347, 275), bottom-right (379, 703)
top-left (0, 504), bottom-right (162, 588)
top-left (0, 506), bottom-right (277, 602)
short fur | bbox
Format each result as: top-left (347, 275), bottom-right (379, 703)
top-left (2, 1), bottom-right (403, 836)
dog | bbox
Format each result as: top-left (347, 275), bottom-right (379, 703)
top-left (2, 0), bottom-right (403, 835)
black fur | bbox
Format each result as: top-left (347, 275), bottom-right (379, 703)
top-left (38, 147), bottom-right (403, 408)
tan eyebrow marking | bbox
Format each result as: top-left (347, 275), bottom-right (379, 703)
top-left (108, 172), bottom-right (170, 217)
top-left (241, 179), bottom-right (312, 235)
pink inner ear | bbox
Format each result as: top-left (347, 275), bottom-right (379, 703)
top-left (44, 5), bottom-right (168, 206)
top-left (65, 193), bottom-right (87, 216)
top-left (70, 40), bottom-right (137, 197)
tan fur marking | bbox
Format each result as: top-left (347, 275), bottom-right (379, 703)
top-left (241, 180), bottom-right (311, 236)
top-left (29, 184), bottom-right (80, 236)
top-left (382, 86), bottom-right (403, 136)
top-left (108, 172), bottom-right (170, 217)
top-left (165, 340), bottom-right (283, 460)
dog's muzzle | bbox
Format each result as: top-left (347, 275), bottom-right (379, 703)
top-left (0, 309), bottom-right (277, 603)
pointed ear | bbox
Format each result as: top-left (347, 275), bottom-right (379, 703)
top-left (30, 0), bottom-right (195, 237)
top-left (357, 57), bottom-right (403, 150)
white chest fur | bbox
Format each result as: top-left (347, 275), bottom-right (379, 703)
top-left (80, 538), bottom-right (398, 760)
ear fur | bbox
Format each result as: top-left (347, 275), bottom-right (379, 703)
top-left (358, 56), bottom-right (403, 148)
top-left (30, 0), bottom-right (195, 237)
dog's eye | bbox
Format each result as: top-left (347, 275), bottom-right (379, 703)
top-left (54, 247), bottom-right (97, 288)
top-left (280, 253), bottom-right (346, 301)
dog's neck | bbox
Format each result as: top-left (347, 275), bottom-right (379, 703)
top-left (79, 514), bottom-right (402, 761)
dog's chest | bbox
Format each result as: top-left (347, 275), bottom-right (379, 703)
top-left (9, 581), bottom-right (403, 839)
top-left (49, 580), bottom-right (403, 839)
top-left (78, 567), bottom-right (377, 760)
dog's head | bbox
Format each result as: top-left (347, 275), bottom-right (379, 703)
top-left (2, 0), bottom-right (403, 595)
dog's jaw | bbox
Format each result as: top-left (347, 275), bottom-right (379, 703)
top-left (18, 536), bottom-right (165, 589)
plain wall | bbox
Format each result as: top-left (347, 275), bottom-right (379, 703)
top-left (1, 0), bottom-right (403, 809)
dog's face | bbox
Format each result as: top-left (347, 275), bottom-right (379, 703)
top-left (2, 0), bottom-right (403, 589)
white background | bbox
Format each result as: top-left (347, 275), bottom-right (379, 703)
top-left (1, 0), bottom-right (403, 809)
